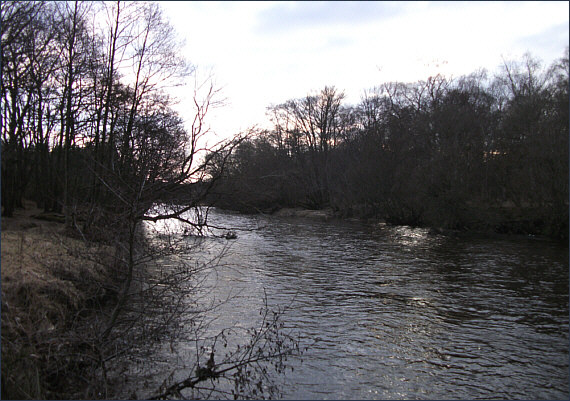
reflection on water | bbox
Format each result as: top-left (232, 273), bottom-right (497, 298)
top-left (146, 208), bottom-right (569, 399)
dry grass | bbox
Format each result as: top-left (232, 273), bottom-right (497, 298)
top-left (1, 201), bottom-right (118, 399)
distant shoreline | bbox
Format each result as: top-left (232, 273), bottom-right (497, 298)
top-left (216, 204), bottom-right (568, 243)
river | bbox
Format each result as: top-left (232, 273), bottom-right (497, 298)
top-left (136, 208), bottom-right (568, 399)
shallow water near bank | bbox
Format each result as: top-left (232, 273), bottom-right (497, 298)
top-left (138, 208), bottom-right (568, 399)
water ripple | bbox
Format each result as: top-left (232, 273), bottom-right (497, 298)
top-left (162, 209), bottom-right (569, 399)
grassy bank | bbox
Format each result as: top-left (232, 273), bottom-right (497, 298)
top-left (1, 201), bottom-right (120, 399)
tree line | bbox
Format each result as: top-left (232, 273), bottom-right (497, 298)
top-left (1, 0), bottom-right (234, 225)
top-left (211, 51), bottom-right (569, 239)
top-left (2, 2), bottom-right (302, 399)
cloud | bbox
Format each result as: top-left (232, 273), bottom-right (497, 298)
top-left (159, 1), bottom-right (570, 139)
top-left (516, 22), bottom-right (569, 61)
top-left (255, 1), bottom-right (410, 34)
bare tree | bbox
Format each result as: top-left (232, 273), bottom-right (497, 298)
top-left (2, 2), bottom-right (303, 399)
top-left (1, 1), bottom-right (55, 216)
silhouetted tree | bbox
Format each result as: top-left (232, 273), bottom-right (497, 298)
top-left (214, 51), bottom-right (568, 238)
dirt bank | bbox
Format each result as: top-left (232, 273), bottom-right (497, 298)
top-left (1, 201), bottom-right (117, 399)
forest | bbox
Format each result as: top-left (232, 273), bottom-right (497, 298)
top-left (1, 0), bottom-right (227, 223)
top-left (1, 0), bottom-right (568, 240)
top-left (1, 2), bottom-right (295, 399)
top-left (210, 51), bottom-right (569, 240)
top-left (0, 0), bottom-right (568, 398)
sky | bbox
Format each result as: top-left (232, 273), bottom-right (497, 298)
top-left (159, 1), bottom-right (569, 143)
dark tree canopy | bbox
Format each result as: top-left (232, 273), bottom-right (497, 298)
top-left (213, 50), bottom-right (569, 239)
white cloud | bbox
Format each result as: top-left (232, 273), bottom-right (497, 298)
top-left (160, 1), bottom-right (569, 140)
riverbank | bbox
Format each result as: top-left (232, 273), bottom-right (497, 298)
top-left (264, 203), bottom-right (568, 242)
top-left (272, 207), bottom-right (335, 220)
top-left (1, 201), bottom-right (119, 399)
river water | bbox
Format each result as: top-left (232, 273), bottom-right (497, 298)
top-left (142, 208), bottom-right (569, 400)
